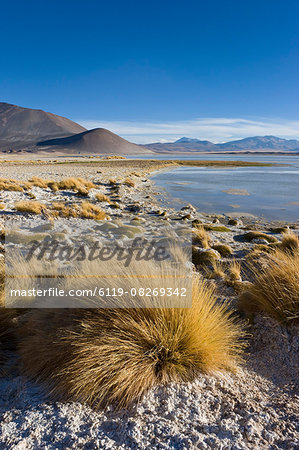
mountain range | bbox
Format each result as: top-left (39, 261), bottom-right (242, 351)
top-left (0, 103), bottom-right (151, 155)
top-left (144, 136), bottom-right (299, 153)
top-left (0, 102), bottom-right (299, 154)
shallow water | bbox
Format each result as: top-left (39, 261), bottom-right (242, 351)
top-left (140, 154), bottom-right (299, 222)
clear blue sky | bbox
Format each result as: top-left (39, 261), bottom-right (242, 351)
top-left (1, 0), bottom-right (299, 143)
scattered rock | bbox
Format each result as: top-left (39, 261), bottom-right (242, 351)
top-left (251, 238), bottom-right (269, 245)
top-left (181, 204), bottom-right (197, 213)
top-left (228, 218), bottom-right (243, 226)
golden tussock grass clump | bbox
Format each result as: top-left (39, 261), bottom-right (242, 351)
top-left (75, 187), bottom-right (89, 197)
top-left (21, 181), bottom-right (32, 191)
top-left (105, 155), bottom-right (126, 160)
top-left (29, 177), bottom-right (53, 189)
top-left (192, 247), bottom-right (220, 266)
top-left (0, 259), bottom-right (30, 361)
top-left (0, 259), bottom-right (14, 343)
top-left (48, 181), bottom-right (59, 192)
top-left (206, 260), bottom-right (225, 279)
top-left (0, 178), bottom-right (24, 192)
top-left (203, 225), bottom-right (231, 232)
top-left (225, 260), bottom-right (241, 287)
top-left (227, 260), bottom-right (241, 281)
top-left (51, 201), bottom-right (108, 220)
top-left (239, 250), bottom-right (299, 324)
top-left (95, 193), bottom-right (110, 203)
top-left (51, 202), bottom-right (79, 218)
top-left (130, 171), bottom-right (142, 177)
top-left (108, 178), bottom-right (118, 185)
top-left (0, 258), bottom-right (4, 306)
top-left (192, 226), bottom-right (211, 249)
top-left (18, 269), bottom-right (245, 409)
top-left (212, 243), bottom-right (233, 257)
top-left (243, 231), bottom-right (278, 243)
top-left (27, 177), bottom-right (60, 192)
top-left (278, 231), bottom-right (299, 254)
top-left (79, 202), bottom-right (108, 220)
top-left (57, 177), bottom-right (95, 192)
top-left (0, 203), bottom-right (5, 210)
top-left (123, 178), bottom-right (136, 188)
top-left (14, 201), bottom-right (45, 215)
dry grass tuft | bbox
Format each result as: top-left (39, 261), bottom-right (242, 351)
top-left (18, 272), bottom-right (245, 409)
top-left (225, 260), bottom-right (241, 286)
top-left (48, 181), bottom-right (59, 192)
top-left (0, 203), bottom-right (5, 210)
top-left (95, 193), bottom-right (110, 203)
top-left (192, 226), bottom-right (211, 249)
top-left (51, 201), bottom-right (108, 220)
top-left (212, 244), bottom-right (233, 257)
top-left (206, 260), bottom-right (225, 279)
top-left (57, 177), bottom-right (95, 191)
top-left (104, 155), bottom-right (126, 160)
top-left (192, 247), bottom-right (220, 266)
top-left (228, 260), bottom-right (241, 281)
top-left (0, 259), bottom-right (26, 362)
top-left (123, 178), bottom-right (136, 188)
top-left (0, 258), bottom-right (4, 307)
top-left (29, 177), bottom-right (53, 189)
top-left (239, 250), bottom-right (299, 323)
top-left (76, 188), bottom-right (89, 197)
top-left (14, 201), bottom-right (45, 215)
top-left (0, 178), bottom-right (24, 192)
top-left (203, 225), bottom-right (231, 232)
top-left (243, 231), bottom-right (278, 243)
top-left (80, 202), bottom-right (108, 220)
top-left (52, 202), bottom-right (79, 218)
top-left (278, 231), bottom-right (299, 254)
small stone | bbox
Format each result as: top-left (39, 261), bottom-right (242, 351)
top-left (181, 204), bottom-right (196, 213)
top-left (228, 218), bottom-right (243, 226)
top-left (128, 204), bottom-right (142, 213)
top-left (181, 214), bottom-right (192, 220)
top-left (252, 238), bottom-right (269, 245)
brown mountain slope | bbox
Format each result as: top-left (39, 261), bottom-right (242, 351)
top-left (37, 128), bottom-right (153, 155)
top-left (0, 102), bottom-right (86, 149)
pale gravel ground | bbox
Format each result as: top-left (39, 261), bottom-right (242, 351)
top-left (0, 160), bottom-right (298, 449)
